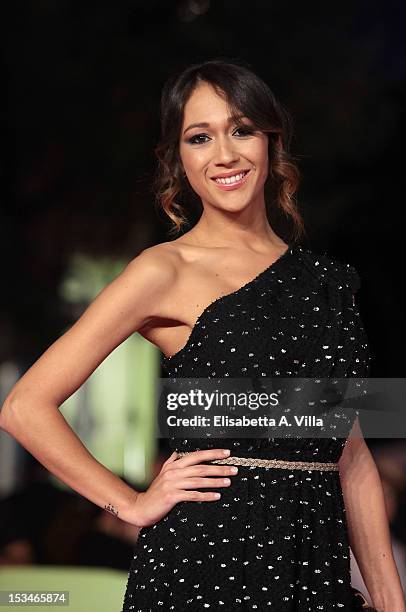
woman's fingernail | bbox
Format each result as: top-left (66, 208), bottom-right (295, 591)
top-left (223, 449), bottom-right (231, 456)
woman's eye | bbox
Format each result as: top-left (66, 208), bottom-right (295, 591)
top-left (187, 127), bottom-right (254, 145)
top-left (234, 127), bottom-right (254, 136)
top-left (188, 134), bottom-right (210, 145)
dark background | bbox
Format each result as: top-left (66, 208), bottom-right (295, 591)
top-left (2, 0), bottom-right (405, 375)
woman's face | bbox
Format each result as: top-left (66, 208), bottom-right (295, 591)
top-left (179, 81), bottom-right (269, 213)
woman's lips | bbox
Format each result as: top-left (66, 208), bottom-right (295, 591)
top-left (211, 169), bottom-right (252, 191)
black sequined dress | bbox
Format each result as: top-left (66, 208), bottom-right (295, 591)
top-left (122, 244), bottom-right (371, 611)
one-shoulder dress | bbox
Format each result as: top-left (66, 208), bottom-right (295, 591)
top-left (122, 243), bottom-right (371, 611)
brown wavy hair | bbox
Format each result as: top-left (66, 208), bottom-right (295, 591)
top-left (153, 57), bottom-right (305, 242)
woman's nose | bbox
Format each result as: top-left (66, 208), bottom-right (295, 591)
top-left (212, 136), bottom-right (239, 163)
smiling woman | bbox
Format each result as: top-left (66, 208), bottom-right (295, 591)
top-left (120, 58), bottom-right (403, 611)
top-left (1, 55), bottom-right (401, 612)
top-left (153, 57), bottom-right (304, 239)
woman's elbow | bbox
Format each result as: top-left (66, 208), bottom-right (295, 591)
top-left (339, 432), bottom-right (377, 485)
top-left (0, 394), bottom-right (19, 433)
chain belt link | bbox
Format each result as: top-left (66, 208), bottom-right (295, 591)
top-left (176, 451), bottom-right (340, 471)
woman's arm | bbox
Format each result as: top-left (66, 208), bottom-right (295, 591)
top-left (339, 418), bottom-right (406, 611)
top-left (0, 247), bottom-right (176, 526)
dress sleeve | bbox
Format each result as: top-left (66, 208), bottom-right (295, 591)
top-left (322, 252), bottom-right (361, 295)
top-left (345, 263), bottom-right (361, 295)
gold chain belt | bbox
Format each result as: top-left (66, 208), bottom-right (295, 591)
top-left (176, 451), bottom-right (340, 472)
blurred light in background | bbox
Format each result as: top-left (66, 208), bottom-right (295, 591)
top-left (1, 253), bottom-right (159, 496)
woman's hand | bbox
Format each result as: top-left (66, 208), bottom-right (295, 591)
top-left (126, 449), bottom-right (238, 528)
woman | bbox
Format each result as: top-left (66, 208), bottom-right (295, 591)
top-left (0, 59), bottom-right (404, 611)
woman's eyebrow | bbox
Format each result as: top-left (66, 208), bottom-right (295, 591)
top-left (183, 115), bottom-right (247, 136)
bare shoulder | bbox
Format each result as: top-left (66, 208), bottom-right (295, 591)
top-left (125, 241), bottom-right (185, 296)
top-left (123, 239), bottom-right (201, 322)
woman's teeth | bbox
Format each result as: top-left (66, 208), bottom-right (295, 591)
top-left (214, 171), bottom-right (247, 184)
